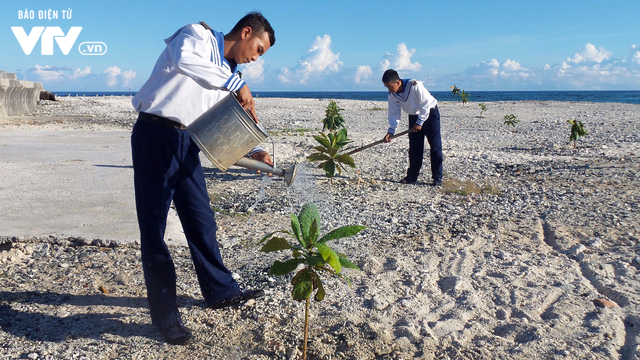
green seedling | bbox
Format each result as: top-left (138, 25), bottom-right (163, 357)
top-left (307, 128), bottom-right (356, 183)
top-left (503, 114), bottom-right (519, 127)
top-left (478, 103), bottom-right (487, 117)
top-left (322, 100), bottom-right (345, 132)
top-left (461, 90), bottom-right (470, 105)
top-left (567, 119), bottom-right (588, 148)
top-left (450, 84), bottom-right (461, 101)
top-left (259, 202), bottom-right (365, 360)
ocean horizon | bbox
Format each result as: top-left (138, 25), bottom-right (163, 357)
top-left (52, 90), bottom-right (640, 105)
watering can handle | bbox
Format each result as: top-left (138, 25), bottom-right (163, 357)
top-left (231, 92), bottom-right (254, 119)
top-left (346, 129), bottom-right (412, 156)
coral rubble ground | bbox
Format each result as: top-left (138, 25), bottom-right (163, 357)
top-left (1, 96), bottom-right (639, 359)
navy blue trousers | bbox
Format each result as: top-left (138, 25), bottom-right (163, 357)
top-left (407, 106), bottom-right (443, 181)
top-left (131, 119), bottom-right (239, 327)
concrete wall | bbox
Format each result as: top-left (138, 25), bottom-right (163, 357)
top-left (0, 71), bottom-right (42, 117)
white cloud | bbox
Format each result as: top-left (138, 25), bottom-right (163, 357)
top-left (25, 64), bottom-right (131, 90)
top-left (72, 66), bottom-right (91, 79)
top-left (450, 58), bottom-right (538, 89)
top-left (502, 59), bottom-right (523, 72)
top-left (277, 67), bottom-right (292, 84)
top-left (629, 44), bottom-right (640, 65)
top-left (487, 59), bottom-right (500, 68)
top-left (30, 65), bottom-right (92, 83)
top-left (121, 70), bottom-right (136, 87)
top-left (447, 43), bottom-right (640, 90)
top-left (32, 65), bottom-right (68, 82)
top-left (239, 57), bottom-right (265, 83)
top-left (380, 43), bottom-right (422, 72)
top-left (567, 43), bottom-right (612, 64)
top-left (279, 34), bottom-right (343, 85)
top-left (354, 65), bottom-right (372, 84)
top-left (103, 66), bottom-right (121, 87)
top-left (103, 66), bottom-right (136, 88)
top-left (301, 34), bottom-right (342, 74)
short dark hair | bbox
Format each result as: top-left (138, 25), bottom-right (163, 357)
top-left (382, 69), bottom-right (400, 83)
top-left (230, 12), bottom-right (275, 47)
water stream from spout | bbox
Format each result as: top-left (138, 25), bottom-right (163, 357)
top-left (246, 174), bottom-right (273, 228)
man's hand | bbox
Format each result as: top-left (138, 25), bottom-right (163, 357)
top-left (383, 133), bottom-right (393, 143)
top-left (410, 124), bottom-right (422, 133)
top-left (250, 150), bottom-right (273, 176)
top-left (236, 84), bottom-right (258, 122)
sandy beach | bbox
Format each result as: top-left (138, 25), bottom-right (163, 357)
top-left (1, 95), bottom-right (639, 359)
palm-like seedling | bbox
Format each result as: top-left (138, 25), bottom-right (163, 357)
top-left (503, 114), bottom-right (519, 127)
top-left (450, 84), bottom-right (461, 101)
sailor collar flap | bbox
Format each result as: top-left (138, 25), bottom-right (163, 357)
top-left (392, 79), bottom-right (416, 103)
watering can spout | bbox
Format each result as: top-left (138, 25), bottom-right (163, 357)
top-left (233, 157), bottom-right (298, 186)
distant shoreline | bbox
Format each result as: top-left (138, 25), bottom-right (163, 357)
top-left (49, 90), bottom-right (640, 104)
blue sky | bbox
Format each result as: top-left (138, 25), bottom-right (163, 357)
top-left (3, 0), bottom-right (640, 92)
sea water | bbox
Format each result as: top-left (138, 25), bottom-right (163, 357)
top-left (56, 90), bottom-right (640, 104)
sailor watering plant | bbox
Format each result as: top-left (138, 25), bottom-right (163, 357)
top-left (130, 12), bottom-right (275, 345)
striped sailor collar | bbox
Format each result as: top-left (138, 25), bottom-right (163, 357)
top-left (391, 79), bottom-right (414, 102)
top-left (210, 29), bottom-right (238, 73)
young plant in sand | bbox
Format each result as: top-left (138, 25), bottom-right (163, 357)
top-left (460, 90), bottom-right (470, 105)
top-left (307, 128), bottom-right (356, 183)
top-left (308, 101), bottom-right (356, 183)
top-left (450, 84), bottom-right (461, 101)
top-left (259, 202), bottom-right (365, 360)
top-left (478, 103), bottom-right (487, 117)
top-left (503, 114), bottom-right (519, 128)
top-left (567, 119), bottom-right (588, 148)
top-left (322, 100), bottom-right (346, 132)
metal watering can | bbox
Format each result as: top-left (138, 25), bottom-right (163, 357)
top-left (187, 93), bottom-right (297, 186)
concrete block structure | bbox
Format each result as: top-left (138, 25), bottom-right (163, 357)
top-left (0, 71), bottom-right (43, 117)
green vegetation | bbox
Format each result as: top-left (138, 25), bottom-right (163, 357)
top-left (460, 90), bottom-right (470, 105)
top-left (567, 119), bottom-right (588, 148)
top-left (269, 128), bottom-right (314, 136)
top-left (322, 100), bottom-right (345, 132)
top-left (478, 103), bottom-right (487, 117)
top-left (210, 206), bottom-right (249, 217)
top-left (259, 202), bottom-right (365, 360)
top-left (503, 114), bottom-right (519, 127)
top-left (308, 101), bottom-right (357, 183)
top-left (450, 84), bottom-right (470, 105)
top-left (307, 128), bottom-right (356, 183)
top-left (208, 191), bottom-right (223, 202)
top-left (450, 84), bottom-right (461, 101)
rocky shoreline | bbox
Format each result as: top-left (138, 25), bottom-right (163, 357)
top-left (1, 96), bottom-right (639, 359)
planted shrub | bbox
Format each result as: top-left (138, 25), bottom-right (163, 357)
top-left (450, 84), bottom-right (461, 101)
top-left (307, 128), bottom-right (355, 182)
top-left (567, 119), bottom-right (588, 148)
top-left (259, 202), bottom-right (365, 360)
top-left (478, 103), bottom-right (487, 117)
top-left (503, 114), bottom-right (519, 127)
top-left (461, 90), bottom-right (470, 105)
top-left (322, 100), bottom-right (345, 132)
top-left (308, 101), bottom-right (356, 183)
